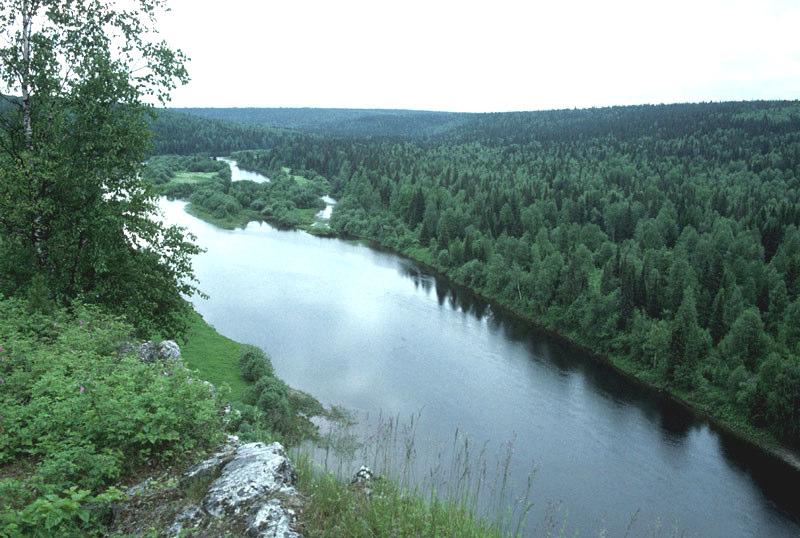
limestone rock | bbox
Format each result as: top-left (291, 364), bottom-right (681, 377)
top-left (164, 441), bottom-right (302, 537)
top-left (351, 465), bottom-right (373, 484)
top-left (158, 340), bottom-right (181, 361)
top-left (247, 499), bottom-right (300, 538)
top-left (137, 339), bottom-right (182, 364)
top-left (167, 504), bottom-right (204, 536)
top-left (181, 442), bottom-right (238, 489)
top-left (203, 442), bottom-right (296, 517)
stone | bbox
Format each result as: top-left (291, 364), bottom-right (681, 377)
top-left (247, 499), bottom-right (300, 538)
top-left (137, 341), bottom-right (159, 363)
top-left (182, 443), bottom-right (238, 489)
top-left (351, 465), bottom-right (375, 498)
top-left (166, 504), bottom-right (205, 537)
top-left (158, 340), bottom-right (181, 361)
top-left (163, 440), bottom-right (302, 537)
top-left (351, 465), bottom-right (373, 484)
top-left (125, 477), bottom-right (153, 497)
top-left (203, 442), bottom-right (297, 518)
top-left (138, 339), bottom-right (182, 364)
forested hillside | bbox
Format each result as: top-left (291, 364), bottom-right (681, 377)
top-left (150, 109), bottom-right (302, 155)
top-left (173, 107), bottom-right (464, 138)
top-left (162, 101), bottom-right (800, 447)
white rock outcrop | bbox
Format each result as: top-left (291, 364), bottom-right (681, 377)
top-left (203, 442), bottom-right (296, 517)
top-left (167, 440), bottom-right (302, 537)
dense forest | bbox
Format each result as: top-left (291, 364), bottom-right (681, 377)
top-left (149, 109), bottom-right (301, 155)
top-left (173, 107), bottom-right (463, 139)
top-left (159, 101), bottom-right (800, 447)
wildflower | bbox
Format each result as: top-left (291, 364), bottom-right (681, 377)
top-left (79, 385), bottom-right (86, 394)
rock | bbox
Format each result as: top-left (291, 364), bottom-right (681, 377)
top-left (181, 443), bottom-right (238, 489)
top-left (137, 341), bottom-right (158, 363)
top-left (158, 340), bottom-right (181, 361)
top-left (351, 465), bottom-right (375, 498)
top-left (351, 465), bottom-right (373, 484)
top-left (203, 442), bottom-right (297, 517)
top-left (125, 477), bottom-right (153, 497)
top-left (167, 504), bottom-right (204, 537)
top-left (247, 499), bottom-right (300, 538)
top-left (162, 441), bottom-right (302, 537)
top-left (138, 339), bottom-right (182, 364)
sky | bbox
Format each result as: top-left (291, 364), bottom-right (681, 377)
top-left (159, 0), bottom-right (800, 112)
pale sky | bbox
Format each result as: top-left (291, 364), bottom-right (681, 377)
top-left (159, 0), bottom-right (800, 112)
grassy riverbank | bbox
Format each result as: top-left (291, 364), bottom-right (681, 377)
top-left (180, 309), bottom-right (512, 536)
top-left (179, 310), bottom-right (248, 401)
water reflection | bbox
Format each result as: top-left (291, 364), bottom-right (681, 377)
top-left (391, 258), bottom-right (800, 532)
top-left (159, 198), bottom-right (800, 537)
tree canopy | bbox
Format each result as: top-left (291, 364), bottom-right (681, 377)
top-left (162, 100), bottom-right (800, 445)
top-left (0, 0), bottom-right (197, 336)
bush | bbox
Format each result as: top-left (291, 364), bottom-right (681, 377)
top-left (241, 369), bottom-right (293, 434)
top-left (238, 345), bottom-right (274, 382)
top-left (0, 485), bottom-right (124, 538)
top-left (0, 298), bottom-right (226, 534)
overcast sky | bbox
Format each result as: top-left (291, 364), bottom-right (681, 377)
top-left (159, 0), bottom-right (800, 112)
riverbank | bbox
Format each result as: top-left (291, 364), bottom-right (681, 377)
top-left (364, 236), bottom-right (800, 473)
top-left (179, 308), bottom-right (513, 536)
top-left (180, 198), bottom-right (800, 473)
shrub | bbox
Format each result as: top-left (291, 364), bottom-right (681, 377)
top-left (241, 372), bottom-right (293, 433)
top-left (0, 298), bottom-right (226, 534)
top-left (238, 345), bottom-right (274, 382)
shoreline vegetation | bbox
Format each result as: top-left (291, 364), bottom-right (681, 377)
top-left (145, 153), bottom-right (335, 234)
top-left (179, 309), bottom-right (520, 536)
top-left (148, 102), bottom-right (800, 473)
top-left (0, 295), bottom-right (509, 536)
top-left (157, 158), bottom-right (800, 473)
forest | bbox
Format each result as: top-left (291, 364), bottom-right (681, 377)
top-left (156, 101), bottom-right (800, 447)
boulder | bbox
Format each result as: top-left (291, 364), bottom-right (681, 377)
top-left (247, 499), bottom-right (300, 538)
top-left (181, 438), bottom-right (239, 489)
top-left (138, 339), bottom-right (182, 364)
top-left (203, 442), bottom-right (296, 517)
top-left (166, 441), bottom-right (301, 537)
top-left (351, 465), bottom-right (373, 484)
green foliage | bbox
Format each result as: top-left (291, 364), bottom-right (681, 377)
top-left (197, 101), bottom-right (800, 446)
top-left (242, 368), bottom-right (293, 431)
top-left (169, 107), bottom-right (462, 139)
top-left (0, 486), bottom-right (125, 538)
top-left (750, 354), bottom-right (800, 442)
top-left (143, 151), bottom-right (327, 230)
top-left (239, 345), bottom-right (275, 382)
top-left (0, 298), bottom-right (225, 536)
top-left (0, 0), bottom-right (199, 338)
top-left (294, 456), bottom-right (505, 538)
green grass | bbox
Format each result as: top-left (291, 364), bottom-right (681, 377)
top-left (171, 171), bottom-right (217, 184)
top-left (180, 310), bottom-right (248, 402)
top-left (294, 455), bottom-right (506, 538)
top-left (281, 166), bottom-right (311, 186)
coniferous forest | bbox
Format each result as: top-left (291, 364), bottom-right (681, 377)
top-left (155, 101), bottom-right (800, 447)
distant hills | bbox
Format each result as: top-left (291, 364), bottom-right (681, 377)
top-left (171, 107), bottom-right (465, 139)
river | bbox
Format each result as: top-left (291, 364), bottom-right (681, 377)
top-left (159, 198), bottom-right (800, 537)
top-left (217, 157), bottom-right (270, 183)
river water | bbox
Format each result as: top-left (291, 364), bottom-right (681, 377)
top-left (217, 157), bottom-right (270, 183)
top-left (160, 198), bottom-right (800, 537)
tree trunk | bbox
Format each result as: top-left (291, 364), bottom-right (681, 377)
top-left (21, 0), bottom-right (33, 150)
